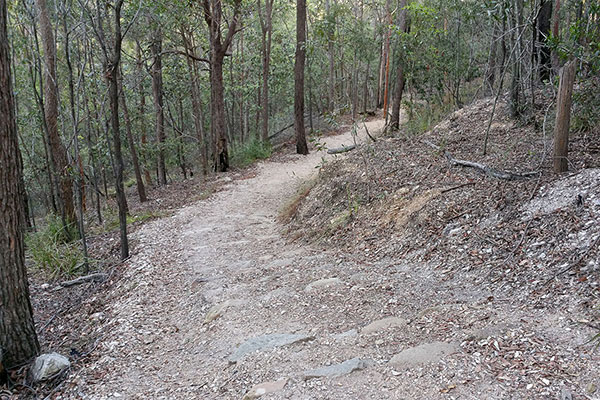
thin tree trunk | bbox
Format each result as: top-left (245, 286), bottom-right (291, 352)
top-left (0, 0), bottom-right (40, 367)
top-left (118, 72), bottom-right (147, 202)
top-left (181, 28), bottom-right (208, 175)
top-left (150, 26), bottom-right (167, 185)
top-left (294, 0), bottom-right (309, 155)
top-left (389, 0), bottom-right (408, 130)
top-left (136, 42), bottom-right (153, 186)
top-left (258, 0), bottom-right (274, 142)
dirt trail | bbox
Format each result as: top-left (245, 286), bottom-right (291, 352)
top-left (70, 118), bottom-right (597, 399)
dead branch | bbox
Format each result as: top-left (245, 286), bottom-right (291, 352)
top-left (59, 273), bottom-right (108, 288)
top-left (424, 140), bottom-right (539, 181)
top-left (441, 182), bottom-right (475, 194)
top-left (327, 145), bottom-right (356, 154)
top-left (363, 122), bottom-right (377, 142)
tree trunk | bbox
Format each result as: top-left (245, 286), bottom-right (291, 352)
top-left (118, 73), bottom-right (147, 202)
top-left (486, 21), bottom-right (500, 91)
top-left (0, 0), bottom-right (40, 367)
top-left (258, 0), bottom-right (274, 142)
top-left (203, 0), bottom-right (242, 172)
top-left (107, 1), bottom-right (129, 260)
top-left (551, 0), bottom-right (561, 73)
top-left (381, 0), bottom-right (392, 118)
top-left (538, 0), bottom-right (553, 81)
top-left (553, 60), bottom-right (576, 173)
top-left (181, 28), bottom-right (208, 175)
top-left (136, 42), bottom-right (153, 186)
top-left (389, 0), bottom-right (408, 131)
top-left (35, 0), bottom-right (76, 227)
top-left (150, 27), bottom-right (167, 185)
top-left (294, 0), bottom-right (309, 155)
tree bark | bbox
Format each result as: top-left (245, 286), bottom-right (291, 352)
top-left (150, 26), bottom-right (167, 185)
top-left (0, 0), bottom-right (40, 367)
top-left (553, 60), bottom-right (576, 173)
top-left (35, 0), bottom-right (76, 227)
top-left (551, 0), bottom-right (561, 73)
top-left (294, 0), bottom-right (309, 155)
top-left (389, 0), bottom-right (408, 130)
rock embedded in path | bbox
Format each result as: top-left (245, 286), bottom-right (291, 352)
top-left (242, 379), bottom-right (288, 399)
top-left (361, 317), bottom-right (406, 335)
top-left (229, 333), bottom-right (313, 363)
top-left (30, 352), bottom-right (71, 382)
top-left (303, 358), bottom-right (371, 380)
top-left (304, 277), bottom-right (343, 292)
top-left (389, 342), bottom-right (458, 368)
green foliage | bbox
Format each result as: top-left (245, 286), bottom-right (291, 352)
top-left (572, 78), bottom-right (600, 133)
top-left (230, 138), bottom-right (272, 168)
top-left (404, 100), bottom-right (454, 136)
top-left (26, 215), bottom-right (84, 280)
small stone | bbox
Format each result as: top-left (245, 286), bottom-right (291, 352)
top-left (303, 358), bottom-right (371, 380)
top-left (304, 278), bottom-right (342, 292)
top-left (242, 379), bottom-right (287, 399)
top-left (30, 353), bottom-right (71, 382)
top-left (587, 383), bottom-right (597, 394)
top-left (389, 342), bottom-right (458, 368)
top-left (90, 312), bottom-right (105, 322)
top-left (204, 300), bottom-right (230, 324)
top-left (40, 283), bottom-right (51, 290)
top-left (560, 387), bottom-right (573, 400)
top-left (361, 317), bottom-right (406, 335)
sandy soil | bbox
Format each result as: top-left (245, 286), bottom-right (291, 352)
top-left (64, 117), bottom-right (599, 400)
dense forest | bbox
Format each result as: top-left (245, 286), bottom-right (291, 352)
top-left (1, 0), bottom-right (599, 397)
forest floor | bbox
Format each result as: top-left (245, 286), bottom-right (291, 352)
top-left (15, 98), bottom-right (600, 399)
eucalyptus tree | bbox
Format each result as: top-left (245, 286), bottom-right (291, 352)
top-left (0, 0), bottom-right (40, 369)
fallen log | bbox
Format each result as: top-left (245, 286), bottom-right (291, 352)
top-left (423, 140), bottom-right (539, 181)
top-left (327, 144), bottom-right (356, 154)
top-left (60, 272), bottom-right (108, 288)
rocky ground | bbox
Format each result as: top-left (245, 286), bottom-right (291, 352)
top-left (4, 98), bottom-right (599, 399)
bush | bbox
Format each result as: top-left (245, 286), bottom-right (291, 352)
top-left (230, 138), bottom-right (272, 168)
top-left (26, 214), bottom-right (84, 280)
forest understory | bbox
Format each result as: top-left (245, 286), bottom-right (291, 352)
top-left (6, 93), bottom-right (599, 399)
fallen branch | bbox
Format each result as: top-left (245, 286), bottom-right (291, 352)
top-left (60, 273), bottom-right (108, 288)
top-left (441, 182), bottom-right (475, 194)
top-left (363, 122), bottom-right (377, 142)
top-left (327, 145), bottom-right (356, 154)
top-left (424, 140), bottom-right (539, 181)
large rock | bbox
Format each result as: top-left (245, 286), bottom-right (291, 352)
top-left (243, 379), bottom-right (288, 399)
top-left (303, 358), bottom-right (371, 380)
top-left (30, 352), bottom-right (71, 382)
top-left (229, 333), bottom-right (313, 363)
top-left (361, 317), bottom-right (406, 335)
top-left (389, 342), bottom-right (458, 368)
top-left (304, 278), bottom-right (342, 292)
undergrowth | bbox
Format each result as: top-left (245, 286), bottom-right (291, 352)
top-left (26, 214), bottom-right (85, 280)
top-left (231, 138), bottom-right (272, 168)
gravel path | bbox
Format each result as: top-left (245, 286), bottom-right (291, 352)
top-left (68, 119), bottom-right (599, 399)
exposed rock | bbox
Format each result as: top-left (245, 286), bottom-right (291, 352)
top-left (242, 379), bottom-right (288, 399)
top-left (303, 358), bottom-right (371, 380)
top-left (204, 300), bottom-right (230, 324)
top-left (332, 329), bottom-right (358, 341)
top-left (361, 316), bottom-right (406, 334)
top-left (30, 353), bottom-right (71, 382)
top-left (389, 342), bottom-right (458, 367)
top-left (229, 333), bottom-right (313, 363)
top-left (304, 278), bottom-right (342, 292)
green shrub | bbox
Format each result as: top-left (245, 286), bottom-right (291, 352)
top-left (231, 138), bottom-right (272, 168)
top-left (26, 215), bottom-right (84, 280)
